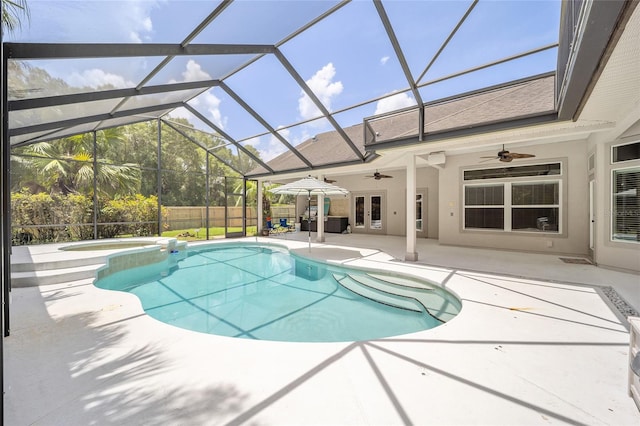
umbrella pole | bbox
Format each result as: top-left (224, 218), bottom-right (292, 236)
top-left (307, 192), bottom-right (311, 251)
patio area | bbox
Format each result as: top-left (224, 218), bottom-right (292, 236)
top-left (5, 234), bottom-right (640, 425)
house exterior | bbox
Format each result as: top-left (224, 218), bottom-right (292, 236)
top-left (249, 2), bottom-right (640, 274)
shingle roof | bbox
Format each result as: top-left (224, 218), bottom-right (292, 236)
top-left (369, 74), bottom-right (556, 141)
top-left (248, 74), bottom-right (556, 177)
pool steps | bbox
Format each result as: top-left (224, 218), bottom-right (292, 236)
top-left (362, 273), bottom-right (460, 322)
top-left (332, 272), bottom-right (460, 323)
top-left (334, 273), bottom-right (429, 314)
top-left (10, 238), bottom-right (186, 287)
top-left (11, 250), bottom-right (110, 287)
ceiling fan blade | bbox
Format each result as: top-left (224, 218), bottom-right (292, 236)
top-left (509, 153), bottom-right (536, 159)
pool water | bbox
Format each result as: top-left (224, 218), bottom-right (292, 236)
top-left (95, 243), bottom-right (461, 342)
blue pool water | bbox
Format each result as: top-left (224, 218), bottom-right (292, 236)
top-left (95, 243), bottom-right (461, 342)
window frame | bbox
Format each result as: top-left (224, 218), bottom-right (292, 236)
top-left (611, 140), bottom-right (640, 164)
top-left (463, 183), bottom-right (505, 230)
top-left (511, 181), bottom-right (561, 233)
top-left (462, 161), bottom-right (563, 234)
top-left (610, 165), bottom-right (640, 245)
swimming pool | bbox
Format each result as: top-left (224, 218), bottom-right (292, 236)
top-left (95, 243), bottom-right (461, 342)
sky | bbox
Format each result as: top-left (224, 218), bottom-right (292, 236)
top-left (7, 0), bottom-right (562, 161)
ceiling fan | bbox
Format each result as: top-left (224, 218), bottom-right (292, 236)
top-left (366, 170), bottom-right (393, 180)
top-left (481, 145), bottom-right (535, 163)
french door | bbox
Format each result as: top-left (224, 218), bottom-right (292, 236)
top-left (416, 189), bottom-right (427, 238)
top-left (353, 192), bottom-right (385, 234)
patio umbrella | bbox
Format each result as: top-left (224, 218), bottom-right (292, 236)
top-left (271, 176), bottom-right (349, 250)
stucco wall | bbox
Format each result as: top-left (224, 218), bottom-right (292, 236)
top-left (292, 169), bottom-right (439, 237)
top-left (335, 169), bottom-right (439, 237)
top-left (438, 140), bottom-right (590, 256)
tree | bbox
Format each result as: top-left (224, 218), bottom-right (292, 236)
top-left (14, 128), bottom-right (141, 197)
top-left (2, 0), bottom-right (29, 33)
top-left (7, 61), bottom-right (269, 205)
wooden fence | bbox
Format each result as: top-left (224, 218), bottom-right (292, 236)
top-left (164, 205), bottom-right (296, 230)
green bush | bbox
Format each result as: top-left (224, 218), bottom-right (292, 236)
top-left (11, 191), bottom-right (164, 244)
top-left (98, 194), bottom-right (162, 238)
top-left (11, 191), bottom-right (93, 244)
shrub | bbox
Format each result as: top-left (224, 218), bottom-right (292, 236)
top-left (11, 191), bottom-right (164, 243)
top-left (98, 194), bottom-right (163, 238)
top-left (11, 191), bottom-right (93, 244)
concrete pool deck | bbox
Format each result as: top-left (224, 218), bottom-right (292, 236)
top-left (5, 235), bottom-right (640, 425)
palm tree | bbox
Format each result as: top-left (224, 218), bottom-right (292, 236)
top-left (19, 129), bottom-right (141, 197)
top-left (2, 0), bottom-right (29, 33)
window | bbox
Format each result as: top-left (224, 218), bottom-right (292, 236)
top-left (463, 162), bottom-right (562, 233)
top-left (612, 167), bottom-right (639, 243)
top-left (464, 185), bottom-right (504, 229)
top-left (612, 141), bottom-right (640, 163)
top-left (463, 163), bottom-right (561, 180)
top-left (512, 182), bottom-right (559, 231)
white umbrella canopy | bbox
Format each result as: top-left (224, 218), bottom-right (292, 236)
top-left (270, 176), bottom-right (349, 250)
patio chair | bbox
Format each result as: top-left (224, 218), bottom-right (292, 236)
top-left (279, 218), bottom-right (294, 232)
top-left (266, 219), bottom-right (287, 236)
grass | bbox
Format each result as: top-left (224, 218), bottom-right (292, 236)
top-left (162, 226), bottom-right (258, 241)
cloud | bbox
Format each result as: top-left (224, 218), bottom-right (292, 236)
top-left (262, 128), bottom-right (290, 161)
top-left (374, 92), bottom-right (416, 115)
top-left (243, 136), bottom-right (261, 148)
top-left (298, 63), bottom-right (343, 121)
top-left (171, 60), bottom-right (226, 130)
top-left (242, 131), bottom-right (289, 162)
top-left (124, 3), bottom-right (155, 43)
top-left (380, 56), bottom-right (390, 65)
top-left (182, 60), bottom-right (211, 82)
top-left (67, 69), bottom-right (135, 89)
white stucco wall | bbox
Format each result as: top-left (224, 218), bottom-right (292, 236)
top-left (438, 140), bottom-right (590, 256)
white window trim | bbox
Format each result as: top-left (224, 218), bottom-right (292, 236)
top-left (463, 183), bottom-right (506, 231)
top-left (611, 140), bottom-right (640, 164)
top-left (463, 161), bottom-right (563, 181)
top-left (463, 180), bottom-right (562, 233)
top-left (610, 165), bottom-right (640, 245)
